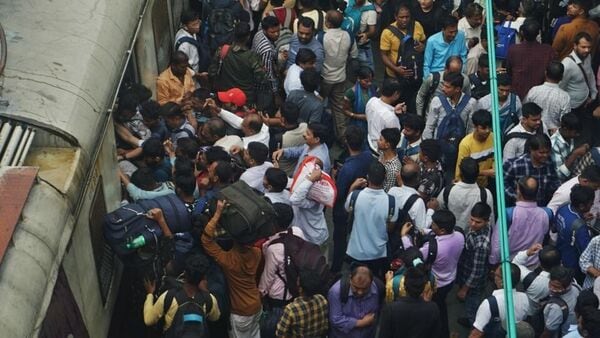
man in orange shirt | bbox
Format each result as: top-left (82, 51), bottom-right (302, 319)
top-left (553, 0), bottom-right (600, 60)
top-left (156, 51), bottom-right (196, 105)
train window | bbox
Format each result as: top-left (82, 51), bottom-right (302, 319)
top-left (152, 0), bottom-right (173, 72)
top-left (88, 176), bottom-right (115, 305)
top-left (121, 51), bottom-right (140, 90)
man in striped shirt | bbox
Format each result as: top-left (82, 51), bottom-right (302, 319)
top-left (252, 16), bottom-right (281, 113)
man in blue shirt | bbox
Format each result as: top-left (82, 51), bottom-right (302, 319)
top-left (556, 184), bottom-right (596, 284)
top-left (332, 125), bottom-right (374, 272)
top-left (344, 161), bottom-right (398, 277)
top-left (286, 17), bottom-right (325, 72)
top-left (328, 264), bottom-right (383, 338)
top-left (423, 15), bottom-right (468, 79)
top-left (272, 123), bottom-right (331, 175)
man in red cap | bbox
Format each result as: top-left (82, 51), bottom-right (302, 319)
top-left (218, 88), bottom-right (248, 117)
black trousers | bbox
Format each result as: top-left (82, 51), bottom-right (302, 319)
top-left (433, 282), bottom-right (454, 338)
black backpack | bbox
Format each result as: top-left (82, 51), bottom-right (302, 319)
top-left (385, 23), bottom-right (424, 84)
top-left (269, 228), bottom-right (335, 298)
top-left (484, 295), bottom-right (507, 338)
top-left (163, 288), bottom-right (213, 338)
top-left (468, 73), bottom-right (490, 100)
top-left (436, 94), bottom-right (470, 169)
top-left (420, 72), bottom-right (441, 116)
top-left (206, 0), bottom-right (239, 49)
top-left (388, 194), bottom-right (422, 259)
top-left (175, 35), bottom-right (211, 73)
top-left (499, 93), bottom-right (520, 137)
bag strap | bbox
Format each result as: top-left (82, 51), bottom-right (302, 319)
top-left (348, 190), bottom-right (361, 221)
top-left (479, 187), bottom-right (487, 205)
top-left (443, 184), bottom-right (455, 208)
top-left (387, 194), bottom-right (396, 222)
top-left (568, 55), bottom-right (591, 95)
top-left (487, 295), bottom-right (500, 320)
top-left (455, 94), bottom-right (472, 115)
top-left (506, 207), bottom-right (514, 230)
top-left (316, 10), bottom-right (324, 31)
top-left (340, 275), bottom-right (350, 304)
top-left (546, 296), bottom-right (569, 324)
top-left (523, 267), bottom-right (543, 291)
top-left (403, 194), bottom-right (420, 217)
top-left (426, 236), bottom-right (438, 265)
top-left (176, 36), bottom-right (200, 50)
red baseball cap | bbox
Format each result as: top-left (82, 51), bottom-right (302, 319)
top-left (217, 88), bottom-right (247, 107)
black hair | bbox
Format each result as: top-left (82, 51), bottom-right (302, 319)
top-left (521, 102), bottom-right (543, 118)
top-left (140, 100), bottom-right (161, 120)
top-left (117, 94), bottom-right (139, 115)
top-left (560, 113), bottom-right (581, 131)
top-left (131, 167), bottom-right (157, 191)
top-left (420, 139), bottom-right (441, 162)
top-left (521, 18), bottom-right (540, 42)
top-left (175, 174), bottom-right (196, 196)
top-left (174, 158), bottom-right (195, 177)
top-left (299, 268), bottom-right (323, 296)
top-left (265, 167), bottom-right (288, 192)
top-left (571, 0), bottom-right (592, 13)
top-left (356, 66), bottom-right (374, 79)
top-left (574, 31), bottom-right (593, 45)
top-left (307, 123), bottom-right (327, 143)
top-left (575, 290), bottom-right (599, 316)
top-left (550, 266), bottom-right (573, 288)
top-left (459, 157), bottom-right (479, 184)
top-left (295, 48), bottom-right (317, 65)
top-left (367, 161), bottom-right (386, 186)
top-left (381, 79), bottom-right (402, 97)
top-left (445, 55), bottom-right (463, 69)
top-left (261, 15), bottom-right (280, 30)
top-left (345, 125), bottom-right (365, 151)
top-left (247, 141), bottom-right (269, 165)
top-left (526, 134), bottom-right (551, 152)
top-left (213, 161), bottom-right (235, 184)
top-left (273, 202), bottom-right (294, 230)
top-left (581, 165), bottom-right (600, 183)
top-left (478, 53), bottom-right (489, 68)
top-left (471, 109), bottom-right (492, 128)
top-left (399, 247), bottom-right (425, 268)
top-left (404, 267), bottom-right (427, 298)
top-left (193, 87), bottom-right (212, 100)
top-left (171, 51), bottom-right (189, 65)
top-left (497, 72), bottom-right (512, 86)
top-left (546, 61), bottom-right (564, 82)
top-left (432, 209), bottom-right (456, 233)
top-left (350, 263), bottom-right (374, 280)
top-left (204, 146), bottom-right (230, 164)
top-left (402, 114), bottom-right (425, 134)
top-left (121, 83), bottom-right (153, 104)
top-left (142, 138), bottom-right (165, 158)
top-left (570, 184), bottom-right (596, 208)
top-left (282, 101), bottom-right (300, 125)
top-left (180, 11), bottom-right (200, 25)
top-left (470, 202), bottom-right (491, 220)
top-left (400, 164), bottom-right (420, 188)
top-left (517, 176), bottom-right (538, 201)
top-left (206, 118), bottom-right (227, 139)
top-left (271, 0), bottom-right (284, 6)
top-left (234, 22), bottom-right (251, 42)
top-left (509, 263), bottom-right (521, 289)
top-left (300, 68), bottom-right (321, 92)
top-left (443, 71), bottom-right (464, 88)
top-left (380, 128), bottom-right (402, 148)
top-left (184, 254), bottom-right (211, 285)
top-left (177, 137), bottom-right (200, 160)
top-left (584, 309), bottom-right (600, 337)
top-left (539, 245), bottom-right (561, 271)
top-left (441, 15), bottom-right (458, 29)
top-left (298, 16), bottom-right (316, 30)
top-left (159, 102), bottom-right (184, 118)
top-left (395, 3), bottom-right (412, 15)
top-left (464, 3), bottom-right (483, 17)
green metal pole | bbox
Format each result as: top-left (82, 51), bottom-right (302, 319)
top-left (483, 5), bottom-right (517, 338)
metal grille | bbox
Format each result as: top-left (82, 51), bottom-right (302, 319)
top-left (0, 119), bottom-right (36, 167)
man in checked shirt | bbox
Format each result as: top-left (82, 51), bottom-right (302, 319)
top-left (456, 202), bottom-right (492, 328)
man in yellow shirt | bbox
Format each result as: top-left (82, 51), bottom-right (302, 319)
top-left (455, 109), bottom-right (495, 187)
top-left (156, 51), bottom-right (196, 105)
top-left (379, 4), bottom-right (426, 114)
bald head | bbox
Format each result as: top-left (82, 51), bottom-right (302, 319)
top-left (326, 10), bottom-right (344, 28)
top-left (242, 114), bottom-right (263, 136)
top-left (517, 176), bottom-right (538, 201)
top-left (401, 162), bottom-right (420, 188)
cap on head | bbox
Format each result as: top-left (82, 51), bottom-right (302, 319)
top-left (218, 88), bottom-right (247, 107)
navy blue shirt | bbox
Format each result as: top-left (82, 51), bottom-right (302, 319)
top-left (556, 204), bottom-right (592, 270)
top-left (333, 151), bottom-right (374, 225)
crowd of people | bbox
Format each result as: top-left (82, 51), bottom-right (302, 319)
top-left (111, 0), bottom-right (600, 336)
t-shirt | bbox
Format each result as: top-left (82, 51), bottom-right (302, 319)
top-left (380, 21), bottom-right (427, 77)
top-left (472, 289), bottom-right (529, 332)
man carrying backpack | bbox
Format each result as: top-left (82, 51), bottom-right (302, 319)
top-left (143, 254), bottom-right (221, 337)
top-left (388, 162), bottom-right (432, 231)
top-left (344, 0), bottom-right (377, 71)
top-left (541, 266), bottom-right (581, 338)
top-left (477, 72), bottom-right (522, 138)
top-left (379, 4), bottom-right (426, 114)
top-left (503, 102), bottom-right (543, 160)
top-left (175, 11), bottom-right (210, 73)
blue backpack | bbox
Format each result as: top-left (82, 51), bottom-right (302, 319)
top-left (436, 94), bottom-right (470, 147)
top-left (342, 0), bottom-right (375, 36)
top-left (495, 21), bottom-right (517, 59)
top-left (499, 93), bottom-right (520, 136)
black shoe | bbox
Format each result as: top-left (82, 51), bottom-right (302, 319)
top-left (457, 317), bottom-right (471, 328)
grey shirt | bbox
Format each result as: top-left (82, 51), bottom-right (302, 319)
top-left (423, 93), bottom-right (477, 140)
top-left (286, 90), bottom-right (324, 124)
top-left (416, 71), bottom-right (471, 116)
top-left (559, 51), bottom-right (597, 109)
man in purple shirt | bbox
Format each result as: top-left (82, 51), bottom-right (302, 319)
top-left (489, 176), bottom-right (552, 266)
top-left (401, 209), bottom-right (465, 338)
top-left (327, 264), bottom-right (382, 338)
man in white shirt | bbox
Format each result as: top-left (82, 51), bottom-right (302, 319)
top-left (263, 167), bottom-right (291, 205)
top-left (547, 165), bottom-right (600, 214)
top-left (365, 80), bottom-right (404, 153)
top-left (284, 48), bottom-right (317, 95)
top-left (206, 99), bottom-right (270, 148)
top-left (199, 117), bottom-right (244, 153)
top-left (174, 11), bottom-right (203, 72)
top-left (388, 162), bottom-right (433, 230)
top-left (457, 3), bottom-right (483, 49)
top-left (503, 102), bottom-right (543, 160)
top-left (469, 263), bottom-right (530, 338)
top-left (240, 142), bottom-right (274, 192)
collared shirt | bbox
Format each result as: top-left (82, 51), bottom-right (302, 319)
top-left (290, 179), bottom-right (328, 245)
top-left (548, 175), bottom-right (600, 216)
top-left (550, 131), bottom-right (575, 181)
top-left (466, 42), bottom-right (486, 75)
top-left (423, 30), bottom-right (468, 79)
top-left (276, 294), bottom-right (329, 337)
top-left (503, 123), bottom-right (537, 160)
top-left (455, 132), bottom-right (494, 187)
top-left (513, 250), bottom-right (551, 314)
top-left (458, 226), bottom-right (490, 289)
top-left (322, 28), bottom-right (358, 84)
top-left (333, 151), bottom-right (374, 227)
top-left (388, 185), bottom-right (433, 230)
top-left (328, 280), bottom-right (382, 338)
top-left (560, 50), bottom-right (598, 109)
top-left (397, 136), bottom-right (421, 162)
top-left (416, 71), bottom-right (472, 117)
top-left (472, 289), bottom-right (530, 332)
top-left (365, 97), bottom-right (401, 152)
top-left (240, 162), bottom-right (274, 192)
top-left (439, 181), bottom-right (494, 231)
top-left (214, 135), bottom-right (244, 153)
top-left (503, 153), bottom-right (560, 206)
top-left (525, 82), bottom-right (571, 132)
top-left (579, 235), bottom-right (600, 289)
top-left (489, 201), bottom-right (550, 265)
top-left (506, 41), bottom-right (556, 100)
top-left (156, 67), bottom-right (196, 105)
top-left (345, 187), bottom-right (399, 260)
top-left (252, 29), bottom-right (279, 92)
top-left (379, 21), bottom-right (427, 77)
top-left (286, 90), bottom-right (324, 124)
top-left (260, 226), bottom-right (305, 300)
top-left (279, 123), bottom-right (308, 176)
top-left (264, 190), bottom-right (291, 205)
top-left (457, 17), bottom-right (481, 42)
top-left (476, 92), bottom-right (523, 122)
top-left (402, 231), bottom-right (465, 287)
top-left (169, 120), bottom-right (196, 149)
top-left (543, 285), bottom-right (580, 336)
top-left (553, 17), bottom-right (600, 60)
top-left (286, 35), bottom-right (325, 72)
top-left (283, 143), bottom-right (331, 175)
top-left (379, 154), bottom-right (402, 192)
top-left (174, 28), bottom-right (201, 72)
top-left (423, 93), bottom-right (477, 139)
top-left (284, 64), bottom-right (304, 95)
top-left (555, 204), bottom-right (593, 270)
top-left (218, 108), bottom-right (270, 148)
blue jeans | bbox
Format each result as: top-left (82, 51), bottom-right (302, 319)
top-left (465, 285), bottom-right (485, 325)
top-left (357, 46), bottom-right (374, 72)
